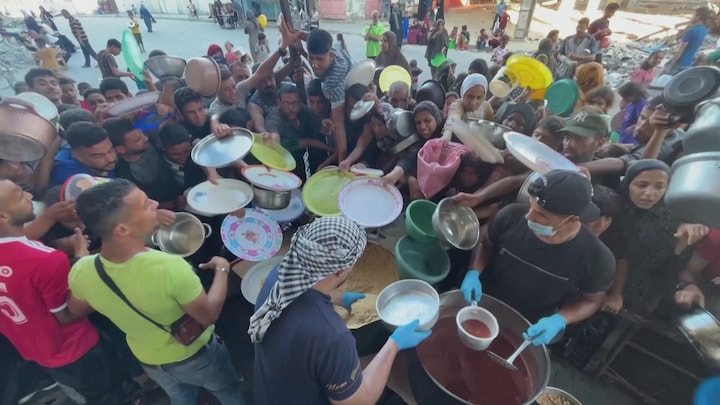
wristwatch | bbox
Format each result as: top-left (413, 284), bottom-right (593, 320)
top-left (278, 47), bottom-right (288, 57)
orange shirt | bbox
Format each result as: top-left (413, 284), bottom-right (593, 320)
top-left (34, 47), bottom-right (61, 71)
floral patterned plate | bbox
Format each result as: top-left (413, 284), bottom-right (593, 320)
top-left (220, 208), bottom-right (282, 261)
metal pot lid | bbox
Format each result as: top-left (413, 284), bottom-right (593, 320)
top-left (242, 165), bottom-right (302, 191)
top-left (416, 80), bottom-right (446, 110)
top-left (191, 128), bottom-right (254, 168)
top-left (664, 66), bottom-right (720, 107)
top-left (104, 91), bottom-right (160, 117)
top-left (345, 59), bottom-right (376, 90)
top-left (394, 110), bottom-right (416, 138)
top-left (15, 92), bottom-right (58, 121)
top-left (350, 99), bottom-right (376, 121)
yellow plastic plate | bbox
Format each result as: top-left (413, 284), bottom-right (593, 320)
top-left (302, 170), bottom-right (356, 216)
top-left (250, 133), bottom-right (296, 171)
top-left (506, 55), bottom-right (554, 90)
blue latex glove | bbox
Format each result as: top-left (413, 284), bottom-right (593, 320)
top-left (341, 292), bottom-right (366, 310)
top-left (523, 314), bottom-right (567, 346)
top-left (461, 269), bottom-right (482, 304)
top-left (390, 319), bottom-right (432, 350)
top-left (695, 377), bottom-right (720, 405)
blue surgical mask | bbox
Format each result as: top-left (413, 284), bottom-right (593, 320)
top-left (527, 219), bottom-right (557, 237)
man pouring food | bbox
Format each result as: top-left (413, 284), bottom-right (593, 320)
top-left (250, 216), bottom-right (431, 404)
top-left (461, 170), bottom-right (615, 345)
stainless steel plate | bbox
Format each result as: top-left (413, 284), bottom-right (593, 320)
top-left (191, 128), bottom-right (254, 168)
top-left (350, 100), bottom-right (376, 122)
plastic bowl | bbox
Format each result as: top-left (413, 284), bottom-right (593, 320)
top-left (456, 306), bottom-right (499, 351)
top-left (405, 199), bottom-right (438, 244)
top-left (394, 235), bottom-right (450, 285)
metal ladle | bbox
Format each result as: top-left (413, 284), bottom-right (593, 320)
top-left (487, 339), bottom-right (532, 371)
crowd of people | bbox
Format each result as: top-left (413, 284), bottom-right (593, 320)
top-left (2, 2), bottom-right (720, 404)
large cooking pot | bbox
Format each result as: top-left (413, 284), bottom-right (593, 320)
top-left (252, 184), bottom-right (291, 210)
top-left (408, 291), bottom-right (550, 405)
top-left (683, 98), bottom-right (720, 154)
top-left (387, 108), bottom-right (415, 138)
top-left (665, 152), bottom-right (720, 227)
top-left (467, 119), bottom-right (512, 149)
top-left (149, 212), bottom-right (211, 257)
top-left (0, 97), bottom-right (58, 162)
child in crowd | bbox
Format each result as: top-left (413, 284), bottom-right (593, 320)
top-left (488, 28), bottom-right (502, 48)
top-left (443, 91), bottom-right (458, 119)
top-left (584, 86), bottom-right (615, 114)
top-left (128, 12), bottom-right (144, 52)
top-left (618, 81), bottom-right (648, 145)
top-left (240, 53), bottom-right (253, 66)
top-left (254, 33), bottom-right (271, 63)
top-left (449, 26), bottom-right (459, 42)
top-left (631, 50), bottom-right (664, 85)
top-left (498, 10), bottom-right (510, 34)
top-left (490, 34), bottom-right (510, 64)
top-left (224, 40), bottom-right (239, 64)
top-left (476, 29), bottom-right (489, 50)
top-left (458, 25), bottom-right (469, 50)
top-left (410, 59), bottom-right (423, 98)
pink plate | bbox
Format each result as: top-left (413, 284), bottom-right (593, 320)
top-left (338, 178), bottom-right (403, 228)
top-left (220, 209), bottom-right (282, 261)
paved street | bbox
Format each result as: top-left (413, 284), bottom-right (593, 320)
top-left (1, 14), bottom-right (502, 97)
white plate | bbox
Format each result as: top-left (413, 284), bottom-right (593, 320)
top-left (345, 59), bottom-right (376, 90)
top-left (186, 179), bottom-right (254, 216)
top-left (254, 189), bottom-right (305, 224)
top-left (351, 166), bottom-right (384, 177)
top-left (16, 92), bottom-right (58, 121)
top-left (241, 256), bottom-right (284, 304)
top-left (104, 91), bottom-right (160, 117)
top-left (242, 165), bottom-right (302, 191)
top-left (338, 178), bottom-right (403, 228)
top-left (503, 131), bottom-right (580, 174)
top-left (220, 208), bottom-right (283, 261)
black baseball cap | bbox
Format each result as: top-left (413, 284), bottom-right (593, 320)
top-left (528, 170), bottom-right (601, 222)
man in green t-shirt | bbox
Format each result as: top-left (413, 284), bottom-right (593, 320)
top-left (67, 179), bottom-right (246, 404)
top-left (363, 10), bottom-right (386, 59)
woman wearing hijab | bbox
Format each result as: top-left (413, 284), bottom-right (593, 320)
top-left (497, 102), bottom-right (537, 135)
top-left (615, 160), bottom-right (708, 311)
top-left (575, 61), bottom-right (604, 98)
top-left (339, 99), bottom-right (397, 171)
top-left (244, 10), bottom-right (264, 61)
top-left (384, 101), bottom-right (444, 185)
top-left (375, 31), bottom-right (410, 72)
top-left (424, 19), bottom-right (449, 75)
top-left (433, 58), bottom-right (456, 92)
top-left (443, 73), bottom-right (494, 140)
top-left (207, 43), bottom-right (228, 67)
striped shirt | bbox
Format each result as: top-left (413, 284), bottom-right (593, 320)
top-left (320, 50), bottom-right (351, 109)
top-left (68, 17), bottom-right (88, 42)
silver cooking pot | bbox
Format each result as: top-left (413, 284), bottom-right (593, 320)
top-left (252, 184), bottom-right (292, 210)
top-left (516, 171), bottom-right (542, 203)
top-left (408, 291), bottom-right (550, 405)
top-left (149, 212), bottom-right (211, 257)
top-left (683, 98), bottom-right (720, 155)
top-left (664, 152), bottom-right (720, 227)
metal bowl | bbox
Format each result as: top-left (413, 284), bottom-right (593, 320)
top-left (676, 307), bottom-right (720, 371)
top-left (145, 55), bottom-right (187, 79)
top-left (387, 108), bottom-right (415, 138)
top-left (432, 198), bottom-right (480, 250)
top-left (150, 213), bottom-right (211, 257)
top-left (190, 128), bottom-right (254, 168)
top-left (252, 184), bottom-right (291, 210)
top-left (376, 279), bottom-right (440, 331)
top-left (536, 387), bottom-right (582, 405)
top-left (466, 119), bottom-right (512, 149)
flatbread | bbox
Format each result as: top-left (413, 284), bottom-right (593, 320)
top-left (334, 294), bottom-right (379, 329)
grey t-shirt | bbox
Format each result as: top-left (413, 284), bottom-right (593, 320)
top-left (209, 81), bottom-right (251, 116)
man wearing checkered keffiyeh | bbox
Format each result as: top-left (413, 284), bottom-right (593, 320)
top-left (248, 216), bottom-right (368, 343)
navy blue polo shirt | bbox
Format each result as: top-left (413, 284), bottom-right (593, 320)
top-left (253, 269), bottom-right (363, 404)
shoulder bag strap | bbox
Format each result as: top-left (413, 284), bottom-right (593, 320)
top-left (93, 255), bottom-right (170, 334)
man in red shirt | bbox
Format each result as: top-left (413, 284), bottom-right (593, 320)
top-left (676, 228), bottom-right (720, 316)
top-left (0, 179), bottom-right (124, 404)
